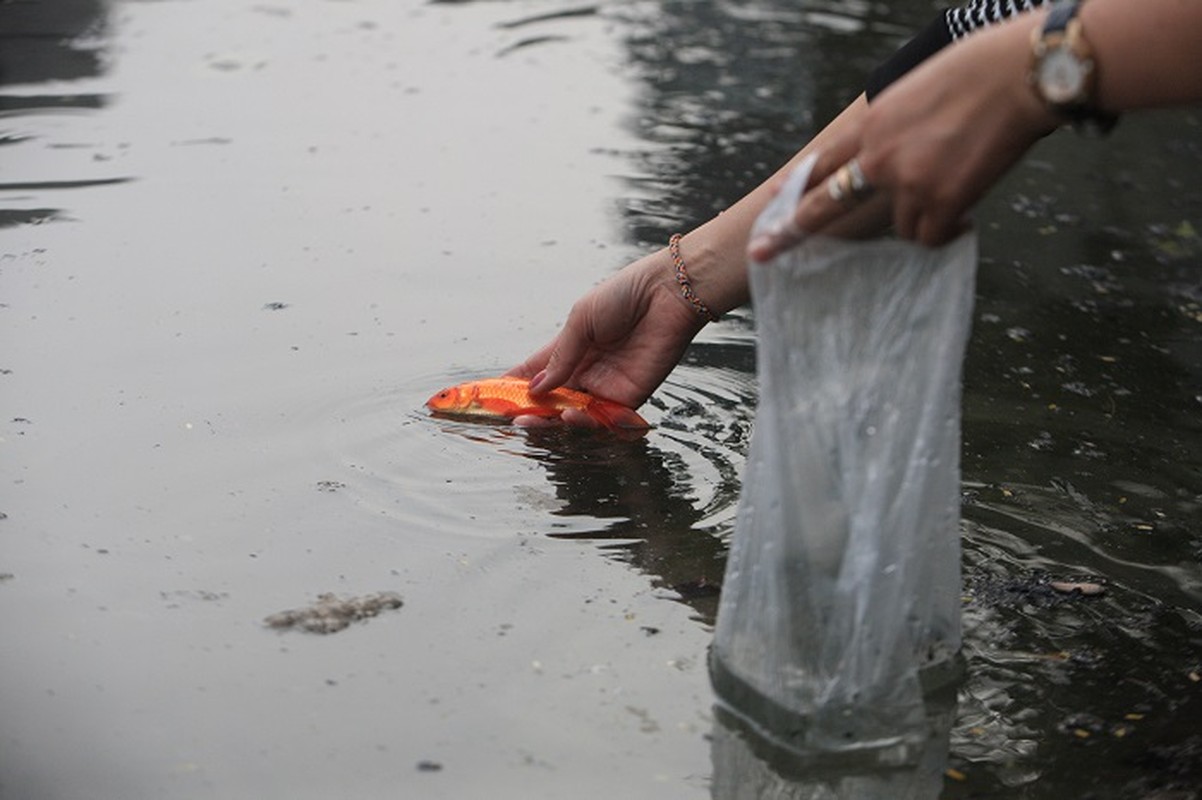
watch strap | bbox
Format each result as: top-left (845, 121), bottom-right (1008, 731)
top-left (1038, 0), bottom-right (1120, 134)
top-left (1043, 0), bottom-right (1078, 34)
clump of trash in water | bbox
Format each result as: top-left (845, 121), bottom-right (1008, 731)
top-left (264, 591), bottom-right (404, 634)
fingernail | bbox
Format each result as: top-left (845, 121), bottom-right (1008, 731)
top-left (528, 369), bottom-right (547, 393)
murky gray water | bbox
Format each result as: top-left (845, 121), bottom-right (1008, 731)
top-left (2, 1), bottom-right (1199, 798)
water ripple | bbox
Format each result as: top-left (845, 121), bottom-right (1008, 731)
top-left (322, 339), bottom-right (757, 621)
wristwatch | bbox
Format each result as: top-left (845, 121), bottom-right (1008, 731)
top-left (1029, 0), bottom-right (1119, 134)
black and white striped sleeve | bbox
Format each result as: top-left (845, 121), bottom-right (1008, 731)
top-left (946, 0), bottom-right (1047, 39)
top-left (865, 0), bottom-right (1050, 100)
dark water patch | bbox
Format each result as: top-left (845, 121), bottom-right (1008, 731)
top-left (492, 4), bottom-right (601, 57)
top-left (0, 0), bottom-right (109, 87)
top-left (421, 403), bottom-right (740, 620)
top-left (0, 93), bottom-right (110, 112)
top-left (0, 177), bottom-right (132, 192)
top-left (524, 423), bottom-right (732, 622)
top-left (495, 34), bottom-right (571, 57)
top-left (496, 5), bottom-right (597, 29)
top-left (964, 484), bottom-right (1202, 608)
top-left (956, 516), bottom-right (1202, 795)
top-left (0, 1), bottom-right (118, 229)
top-left (611, 0), bottom-right (932, 241)
top-left (0, 209), bottom-right (64, 229)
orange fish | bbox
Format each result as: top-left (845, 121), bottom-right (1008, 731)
top-left (426, 377), bottom-right (649, 430)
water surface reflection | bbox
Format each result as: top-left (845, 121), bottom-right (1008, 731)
top-left (0, 0), bottom-right (125, 228)
top-left (523, 345), bottom-right (756, 622)
top-left (412, 340), bottom-right (756, 624)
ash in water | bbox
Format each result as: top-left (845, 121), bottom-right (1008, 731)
top-left (264, 591), bottom-right (404, 634)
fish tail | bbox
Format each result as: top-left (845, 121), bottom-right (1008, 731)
top-left (585, 398), bottom-right (650, 430)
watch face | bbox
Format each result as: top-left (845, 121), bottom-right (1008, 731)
top-left (1038, 47), bottom-right (1087, 105)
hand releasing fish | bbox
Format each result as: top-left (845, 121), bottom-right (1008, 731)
top-left (426, 377), bottom-right (649, 430)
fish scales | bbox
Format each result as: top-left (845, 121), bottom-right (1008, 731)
top-left (426, 377), bottom-right (648, 430)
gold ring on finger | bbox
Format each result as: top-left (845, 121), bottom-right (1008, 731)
top-left (827, 166), bottom-right (851, 204)
top-left (827, 159), bottom-right (874, 206)
top-left (846, 158), bottom-right (873, 199)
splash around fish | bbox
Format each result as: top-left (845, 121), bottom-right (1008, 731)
top-left (425, 376), bottom-right (649, 431)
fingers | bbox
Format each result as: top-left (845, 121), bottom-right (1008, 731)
top-left (818, 191), bottom-right (891, 240)
top-left (512, 413), bottom-right (559, 429)
top-left (529, 329), bottom-right (587, 395)
top-left (895, 189), bottom-right (973, 248)
top-left (750, 148), bottom-right (893, 261)
top-left (510, 308), bottom-right (591, 396)
top-left (787, 140), bottom-right (867, 239)
top-left (808, 135), bottom-right (863, 187)
top-left (747, 214), bottom-right (804, 263)
top-left (512, 409), bottom-right (601, 429)
top-left (750, 148), bottom-right (980, 258)
top-left (559, 408), bottom-right (601, 428)
top-left (749, 143), bottom-right (863, 261)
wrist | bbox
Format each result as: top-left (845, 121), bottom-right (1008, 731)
top-left (668, 231), bottom-right (749, 318)
top-left (668, 233), bottom-right (722, 322)
top-left (1027, 0), bottom-right (1119, 134)
top-left (988, 11), bottom-right (1066, 139)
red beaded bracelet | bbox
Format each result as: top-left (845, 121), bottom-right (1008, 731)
top-left (668, 233), bottom-right (720, 323)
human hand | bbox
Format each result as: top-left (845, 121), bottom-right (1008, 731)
top-left (749, 12), bottom-right (1060, 256)
top-left (506, 250), bottom-right (707, 427)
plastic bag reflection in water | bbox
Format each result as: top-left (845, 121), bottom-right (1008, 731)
top-left (710, 156), bottom-right (976, 769)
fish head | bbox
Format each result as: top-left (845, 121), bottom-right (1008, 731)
top-left (425, 384), bottom-right (466, 412)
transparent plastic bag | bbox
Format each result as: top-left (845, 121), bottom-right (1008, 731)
top-left (710, 155), bottom-right (976, 769)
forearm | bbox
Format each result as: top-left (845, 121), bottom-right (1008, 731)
top-left (670, 95), bottom-right (870, 315)
top-left (910, 0), bottom-right (1202, 128)
top-left (1084, 0), bottom-right (1202, 112)
top-left (657, 0), bottom-right (1202, 314)
top-left (661, 1), bottom-right (1067, 314)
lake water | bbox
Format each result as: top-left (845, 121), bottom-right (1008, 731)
top-left (1, 1), bottom-right (1199, 798)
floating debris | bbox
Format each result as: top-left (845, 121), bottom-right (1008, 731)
top-left (161, 589), bottom-right (228, 608)
top-left (1049, 580), bottom-right (1106, 596)
top-left (964, 570), bottom-right (1109, 609)
top-left (1060, 711), bottom-right (1107, 739)
top-left (264, 591), bottom-right (404, 634)
top-left (315, 480), bottom-right (347, 493)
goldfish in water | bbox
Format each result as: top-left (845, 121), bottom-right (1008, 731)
top-left (425, 377), bottom-right (649, 430)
